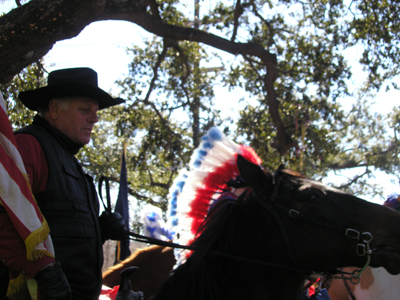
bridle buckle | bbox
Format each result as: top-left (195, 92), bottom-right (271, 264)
top-left (357, 244), bottom-right (366, 256)
top-left (345, 228), bottom-right (360, 240)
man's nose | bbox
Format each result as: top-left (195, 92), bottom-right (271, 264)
top-left (89, 112), bottom-right (99, 123)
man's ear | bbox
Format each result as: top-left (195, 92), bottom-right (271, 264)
top-left (47, 99), bottom-right (59, 120)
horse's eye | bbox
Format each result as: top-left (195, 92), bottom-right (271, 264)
top-left (307, 190), bottom-right (325, 202)
top-left (299, 187), bottom-right (325, 203)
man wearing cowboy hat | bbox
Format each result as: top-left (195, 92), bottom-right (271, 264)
top-left (0, 68), bottom-right (127, 299)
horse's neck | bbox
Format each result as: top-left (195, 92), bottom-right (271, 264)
top-left (152, 256), bottom-right (307, 300)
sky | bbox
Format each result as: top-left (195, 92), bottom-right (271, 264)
top-left (43, 20), bottom-right (140, 94)
top-left (2, 2), bottom-right (400, 204)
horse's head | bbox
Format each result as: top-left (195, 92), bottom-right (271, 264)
top-left (235, 155), bottom-right (400, 276)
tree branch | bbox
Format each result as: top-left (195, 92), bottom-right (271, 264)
top-left (231, 0), bottom-right (241, 42)
top-left (0, 0), bottom-right (288, 153)
top-left (337, 168), bottom-right (371, 190)
top-left (0, 0), bottom-right (277, 84)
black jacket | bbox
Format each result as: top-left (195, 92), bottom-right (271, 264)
top-left (15, 115), bottom-right (103, 300)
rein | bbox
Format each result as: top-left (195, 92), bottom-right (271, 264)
top-left (98, 176), bottom-right (192, 250)
top-left (125, 229), bottom-right (192, 251)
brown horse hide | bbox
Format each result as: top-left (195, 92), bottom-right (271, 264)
top-left (328, 266), bottom-right (400, 300)
top-left (102, 245), bottom-right (175, 299)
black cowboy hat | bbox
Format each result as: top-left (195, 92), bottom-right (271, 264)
top-left (18, 67), bottom-right (125, 111)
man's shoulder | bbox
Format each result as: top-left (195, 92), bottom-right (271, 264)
top-left (15, 122), bottom-right (44, 136)
top-left (14, 131), bottom-right (49, 194)
top-left (15, 123), bottom-right (54, 151)
top-left (15, 132), bottom-right (43, 155)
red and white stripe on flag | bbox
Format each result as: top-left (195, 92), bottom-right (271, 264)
top-left (0, 93), bottom-right (54, 260)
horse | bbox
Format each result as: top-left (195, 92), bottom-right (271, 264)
top-left (102, 245), bottom-right (176, 299)
top-left (148, 154), bottom-right (400, 300)
top-left (104, 127), bottom-right (400, 300)
top-left (327, 266), bottom-right (400, 300)
top-left (327, 193), bottom-right (400, 300)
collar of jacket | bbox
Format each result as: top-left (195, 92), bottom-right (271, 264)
top-left (32, 115), bottom-right (83, 155)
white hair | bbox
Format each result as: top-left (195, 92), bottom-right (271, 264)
top-left (38, 97), bottom-right (72, 117)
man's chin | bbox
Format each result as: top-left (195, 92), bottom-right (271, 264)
top-left (80, 133), bottom-right (92, 145)
top-left (74, 136), bottom-right (91, 146)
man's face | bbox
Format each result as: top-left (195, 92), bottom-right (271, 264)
top-left (48, 97), bottom-right (99, 145)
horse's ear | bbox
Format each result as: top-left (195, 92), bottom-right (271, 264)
top-left (237, 155), bottom-right (273, 193)
top-left (277, 164), bottom-right (285, 172)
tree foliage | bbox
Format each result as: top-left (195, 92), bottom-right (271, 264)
top-left (0, 62), bottom-right (43, 128)
top-left (1, 0), bottom-right (400, 225)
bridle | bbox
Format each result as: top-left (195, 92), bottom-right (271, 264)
top-left (249, 170), bottom-right (374, 284)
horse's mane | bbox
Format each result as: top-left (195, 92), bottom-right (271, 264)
top-left (155, 198), bottom-right (241, 300)
top-left (189, 196), bottom-right (238, 268)
top-left (154, 190), bottom-right (266, 300)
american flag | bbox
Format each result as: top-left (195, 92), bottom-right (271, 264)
top-left (0, 93), bottom-right (54, 261)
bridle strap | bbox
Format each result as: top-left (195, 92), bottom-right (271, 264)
top-left (251, 173), bottom-right (299, 268)
top-left (254, 173), bottom-right (303, 268)
top-left (273, 201), bottom-right (348, 235)
top-left (251, 171), bottom-right (373, 281)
